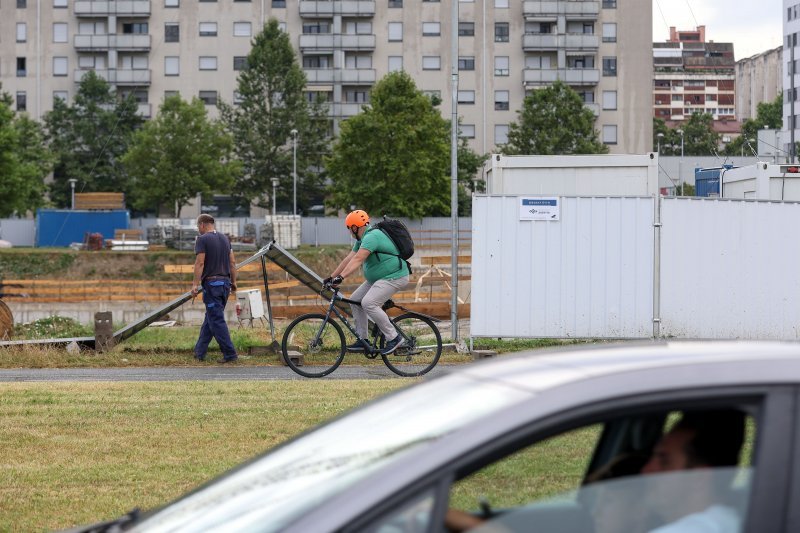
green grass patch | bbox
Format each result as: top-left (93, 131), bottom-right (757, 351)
top-left (0, 250), bottom-right (76, 279)
top-left (0, 380), bottom-right (409, 532)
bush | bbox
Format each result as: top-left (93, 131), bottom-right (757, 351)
top-left (16, 316), bottom-right (92, 339)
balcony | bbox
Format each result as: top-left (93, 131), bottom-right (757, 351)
top-left (331, 102), bottom-right (366, 117)
top-left (340, 68), bottom-right (375, 84)
top-left (299, 33), bottom-right (375, 51)
top-left (74, 0), bottom-right (150, 16)
top-left (564, 33), bottom-right (599, 49)
top-left (523, 0), bottom-right (599, 18)
top-left (304, 68), bottom-right (335, 84)
top-left (523, 68), bottom-right (599, 85)
top-left (299, 0), bottom-right (375, 16)
top-left (137, 102), bottom-right (151, 117)
top-left (75, 68), bottom-right (151, 85)
top-left (585, 102), bottom-right (600, 115)
top-left (522, 33), bottom-right (560, 50)
top-left (74, 34), bottom-right (151, 51)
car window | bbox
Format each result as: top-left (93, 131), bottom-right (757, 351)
top-left (362, 487), bottom-right (437, 533)
top-left (446, 408), bottom-right (757, 533)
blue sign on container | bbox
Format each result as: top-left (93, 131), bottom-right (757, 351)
top-left (36, 209), bottom-right (130, 247)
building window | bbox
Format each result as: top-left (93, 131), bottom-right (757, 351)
top-left (389, 0), bottom-right (402, 7)
top-left (602, 125), bottom-right (617, 144)
top-left (199, 56), bottom-right (217, 70)
top-left (422, 56), bottom-right (441, 70)
top-left (303, 22), bottom-right (330, 34)
top-left (495, 124), bottom-right (509, 145)
top-left (233, 56), bottom-right (248, 71)
top-left (602, 0), bottom-right (616, 7)
top-left (17, 23), bottom-right (27, 42)
top-left (165, 23), bottom-right (180, 42)
top-left (199, 91), bottom-right (218, 105)
top-left (458, 56), bottom-right (475, 71)
top-left (388, 56), bottom-right (403, 72)
top-left (233, 91), bottom-right (244, 105)
top-left (457, 90), bottom-right (475, 104)
top-left (602, 23), bottom-right (616, 42)
top-left (422, 22), bottom-right (440, 36)
top-left (53, 57), bottom-right (68, 76)
top-left (53, 23), bottom-right (68, 43)
top-left (495, 90), bottom-right (510, 110)
top-left (165, 0), bottom-right (179, 6)
top-left (495, 0), bottom-right (508, 7)
top-left (345, 90), bottom-right (368, 103)
top-left (199, 22), bottom-right (217, 37)
top-left (459, 124), bottom-right (476, 138)
top-left (233, 22), bottom-right (252, 37)
top-left (16, 92), bottom-right (26, 112)
top-left (495, 22), bottom-right (509, 42)
top-left (17, 57), bottom-right (26, 77)
top-left (272, 0), bottom-right (286, 6)
top-left (345, 54), bottom-right (372, 68)
top-left (388, 22), bottom-right (403, 42)
top-left (17, 0), bottom-right (26, 7)
top-left (165, 56), bottom-right (180, 75)
top-left (602, 56), bottom-right (617, 76)
top-left (602, 90), bottom-right (617, 110)
top-left (458, 22), bottom-right (474, 36)
top-left (346, 21), bottom-right (372, 34)
top-left (422, 0), bottom-right (439, 2)
top-left (53, 91), bottom-right (68, 103)
top-left (494, 56), bottom-right (509, 76)
top-left (54, 0), bottom-right (67, 7)
top-left (122, 22), bottom-right (148, 34)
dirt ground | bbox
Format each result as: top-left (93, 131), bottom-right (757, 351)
top-left (0, 246), bottom-right (350, 281)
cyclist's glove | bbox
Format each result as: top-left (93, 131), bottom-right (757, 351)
top-left (331, 275), bottom-right (344, 287)
top-left (322, 277), bottom-right (333, 287)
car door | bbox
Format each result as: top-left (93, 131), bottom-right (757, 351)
top-left (344, 385), bottom-right (795, 533)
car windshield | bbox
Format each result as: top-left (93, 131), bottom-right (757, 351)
top-left (131, 374), bottom-right (531, 532)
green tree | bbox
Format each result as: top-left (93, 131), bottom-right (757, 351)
top-left (653, 113), bottom-right (720, 156)
top-left (43, 71), bottom-right (143, 207)
top-left (456, 133), bottom-right (488, 216)
top-left (0, 94), bottom-right (51, 217)
top-left (502, 80), bottom-right (608, 155)
top-left (724, 93), bottom-right (783, 156)
top-left (122, 96), bottom-right (241, 217)
top-left (220, 19), bottom-right (329, 213)
top-left (326, 71), bottom-right (483, 218)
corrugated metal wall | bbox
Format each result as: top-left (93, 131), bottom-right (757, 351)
top-left (301, 217), bottom-right (472, 246)
top-left (660, 197), bottom-right (800, 339)
top-left (471, 196), bottom-right (654, 338)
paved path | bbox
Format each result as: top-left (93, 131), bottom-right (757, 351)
top-left (0, 365), bottom-right (453, 382)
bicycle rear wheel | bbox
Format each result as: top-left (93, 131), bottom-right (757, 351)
top-left (381, 313), bottom-right (442, 377)
top-left (282, 313), bottom-right (346, 378)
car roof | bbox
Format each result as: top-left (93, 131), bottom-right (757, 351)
top-left (456, 341), bottom-right (800, 395)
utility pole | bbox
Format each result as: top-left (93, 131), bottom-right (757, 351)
top-left (449, 0), bottom-right (460, 342)
top-left (291, 129), bottom-right (298, 215)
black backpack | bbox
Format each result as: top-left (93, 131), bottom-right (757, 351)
top-left (373, 217), bottom-right (414, 274)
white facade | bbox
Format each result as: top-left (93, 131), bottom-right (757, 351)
top-left (783, 0), bottom-right (800, 158)
top-left (0, 0), bottom-right (653, 155)
top-left (722, 162), bottom-right (800, 199)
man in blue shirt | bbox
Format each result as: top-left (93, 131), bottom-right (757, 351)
top-left (191, 214), bottom-right (238, 363)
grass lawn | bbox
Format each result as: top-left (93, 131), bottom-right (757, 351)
top-left (0, 380), bottom-right (410, 531)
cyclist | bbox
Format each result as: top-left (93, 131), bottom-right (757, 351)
top-left (325, 209), bottom-right (411, 355)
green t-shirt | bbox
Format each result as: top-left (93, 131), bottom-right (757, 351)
top-left (353, 226), bottom-right (411, 282)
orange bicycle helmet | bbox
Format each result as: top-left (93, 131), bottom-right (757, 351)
top-left (345, 210), bottom-right (370, 230)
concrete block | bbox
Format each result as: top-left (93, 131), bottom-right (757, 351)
top-left (283, 350), bottom-right (304, 366)
top-left (471, 350), bottom-right (497, 361)
top-left (94, 311), bottom-right (115, 353)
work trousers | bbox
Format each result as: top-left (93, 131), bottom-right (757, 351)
top-left (350, 276), bottom-right (410, 340)
top-left (194, 280), bottom-right (237, 359)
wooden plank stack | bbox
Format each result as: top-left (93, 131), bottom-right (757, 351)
top-left (74, 193), bottom-right (125, 210)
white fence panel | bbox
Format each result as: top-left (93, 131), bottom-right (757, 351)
top-left (660, 198), bottom-right (800, 339)
top-left (471, 196), bottom-right (654, 338)
top-left (0, 219), bottom-right (35, 246)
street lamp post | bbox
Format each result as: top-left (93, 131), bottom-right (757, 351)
top-left (68, 179), bottom-right (77, 209)
top-left (271, 177), bottom-right (279, 218)
top-left (290, 129), bottom-right (298, 216)
top-left (656, 132), bottom-right (664, 154)
top-left (677, 129), bottom-right (684, 196)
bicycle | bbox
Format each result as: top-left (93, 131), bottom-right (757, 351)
top-left (281, 283), bottom-right (443, 378)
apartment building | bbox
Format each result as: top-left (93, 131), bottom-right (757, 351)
top-left (653, 26), bottom-right (737, 138)
top-left (784, 0), bottom-right (800, 158)
top-left (1, 0), bottom-right (652, 155)
top-left (737, 46), bottom-right (782, 122)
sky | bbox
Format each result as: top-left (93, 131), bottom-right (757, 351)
top-left (652, 0), bottom-right (783, 60)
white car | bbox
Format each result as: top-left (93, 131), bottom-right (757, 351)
top-left (71, 341), bottom-right (800, 532)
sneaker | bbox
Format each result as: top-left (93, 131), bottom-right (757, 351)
top-left (193, 354), bottom-right (206, 362)
top-left (346, 342), bottom-right (366, 353)
top-left (380, 335), bottom-right (406, 356)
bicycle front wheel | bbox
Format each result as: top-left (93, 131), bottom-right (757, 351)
top-left (381, 313), bottom-right (442, 377)
top-left (282, 313), bottom-right (346, 378)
